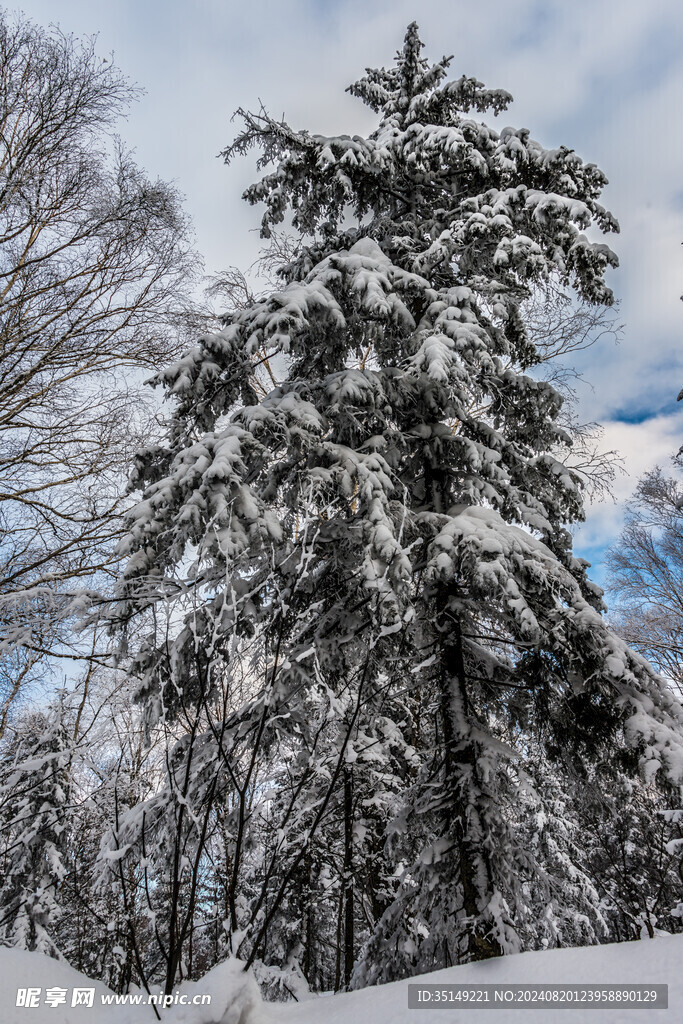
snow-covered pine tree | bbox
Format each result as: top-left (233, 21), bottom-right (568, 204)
top-left (0, 703), bottom-right (71, 956)
top-left (581, 765), bottom-right (683, 941)
top-left (116, 23), bottom-right (683, 983)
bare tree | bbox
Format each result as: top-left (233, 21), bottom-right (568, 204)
top-left (522, 286), bottom-right (624, 500)
top-left (0, 10), bottom-right (198, 720)
top-left (606, 467), bottom-right (683, 693)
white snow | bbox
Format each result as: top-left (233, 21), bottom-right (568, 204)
top-left (0, 948), bottom-right (261, 1024)
top-left (0, 948), bottom-right (115, 1023)
top-left (3, 936), bottom-right (683, 1023)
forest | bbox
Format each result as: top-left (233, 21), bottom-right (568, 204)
top-left (2, 7), bottom-right (683, 1014)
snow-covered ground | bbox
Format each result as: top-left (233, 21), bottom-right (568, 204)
top-left (2, 935), bottom-right (682, 1024)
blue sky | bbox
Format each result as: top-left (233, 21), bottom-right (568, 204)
top-left (13, 0), bottom-right (683, 593)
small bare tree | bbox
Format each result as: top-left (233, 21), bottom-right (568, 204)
top-left (606, 467), bottom-right (683, 693)
top-left (0, 10), bottom-right (198, 722)
top-left (523, 286), bottom-right (624, 500)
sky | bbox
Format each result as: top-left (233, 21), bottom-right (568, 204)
top-left (11, 0), bottom-right (683, 593)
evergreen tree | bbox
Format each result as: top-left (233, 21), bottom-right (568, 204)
top-left (116, 24), bottom-right (683, 984)
top-left (581, 766), bottom-right (683, 942)
top-left (0, 703), bottom-right (71, 955)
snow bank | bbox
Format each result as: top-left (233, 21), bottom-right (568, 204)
top-left (2, 936), bottom-right (683, 1023)
top-left (0, 947), bottom-right (270, 1024)
top-left (166, 959), bottom-right (266, 1024)
top-left (277, 935), bottom-right (683, 1024)
top-left (0, 947), bottom-right (122, 1023)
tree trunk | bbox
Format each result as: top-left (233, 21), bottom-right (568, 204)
top-left (343, 767), bottom-right (354, 987)
top-left (302, 850), bottom-right (315, 986)
top-left (439, 604), bottom-right (503, 963)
